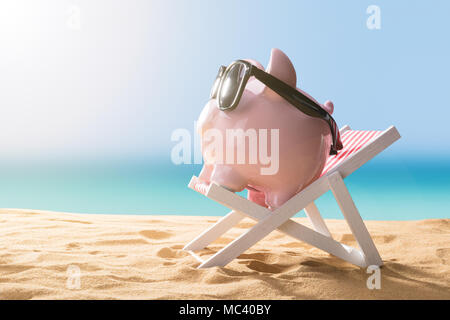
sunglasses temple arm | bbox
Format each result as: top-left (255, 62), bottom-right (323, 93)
top-left (251, 67), bottom-right (326, 117)
top-left (251, 66), bottom-right (340, 155)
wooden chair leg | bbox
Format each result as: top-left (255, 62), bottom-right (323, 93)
top-left (327, 172), bottom-right (383, 266)
top-left (183, 210), bottom-right (245, 251)
top-left (304, 202), bottom-right (332, 238)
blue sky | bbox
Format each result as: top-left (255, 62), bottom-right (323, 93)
top-left (0, 0), bottom-right (449, 162)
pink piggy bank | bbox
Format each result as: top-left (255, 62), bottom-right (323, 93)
top-left (197, 48), bottom-right (336, 209)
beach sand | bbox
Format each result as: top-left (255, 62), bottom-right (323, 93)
top-left (0, 208), bottom-right (449, 300)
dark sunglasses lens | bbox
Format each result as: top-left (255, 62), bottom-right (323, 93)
top-left (218, 63), bottom-right (247, 110)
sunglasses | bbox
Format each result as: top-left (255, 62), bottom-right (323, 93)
top-left (210, 60), bottom-right (343, 155)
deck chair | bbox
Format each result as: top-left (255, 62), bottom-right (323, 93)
top-left (183, 125), bottom-right (401, 268)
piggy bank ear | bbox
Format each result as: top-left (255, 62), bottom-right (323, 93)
top-left (265, 48), bottom-right (297, 89)
top-left (323, 100), bottom-right (334, 114)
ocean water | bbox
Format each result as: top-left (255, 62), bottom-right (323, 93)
top-left (0, 154), bottom-right (448, 221)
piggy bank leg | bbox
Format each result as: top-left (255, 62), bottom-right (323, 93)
top-left (210, 165), bottom-right (247, 192)
top-left (266, 186), bottom-right (301, 210)
top-left (198, 164), bottom-right (213, 183)
top-left (247, 189), bottom-right (268, 208)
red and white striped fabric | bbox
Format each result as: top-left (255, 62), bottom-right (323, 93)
top-left (321, 130), bottom-right (382, 176)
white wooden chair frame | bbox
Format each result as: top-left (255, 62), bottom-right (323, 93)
top-left (183, 125), bottom-right (401, 268)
